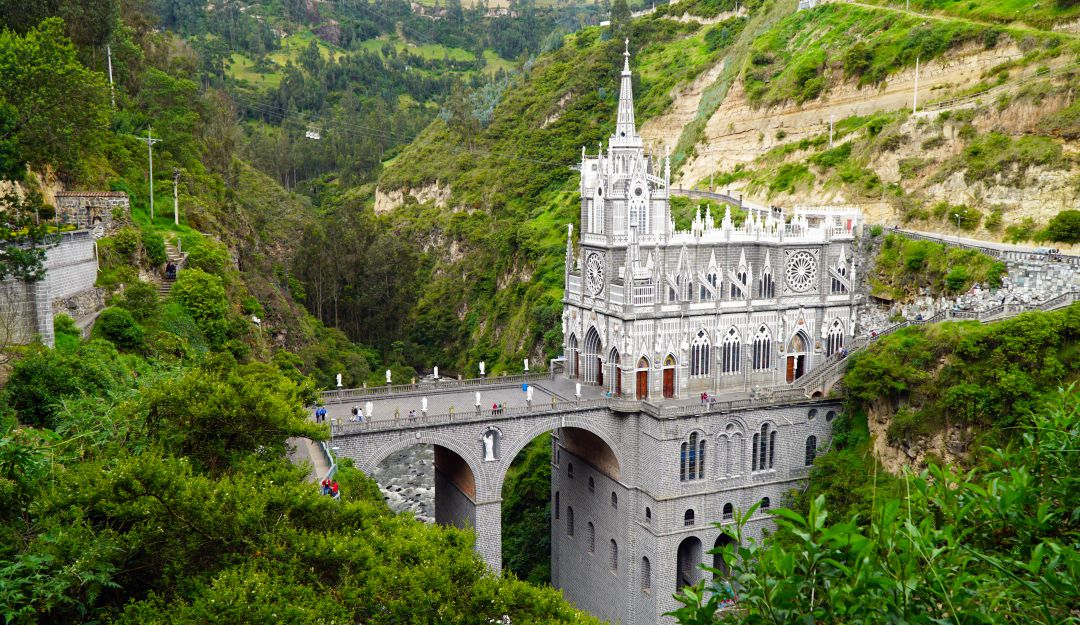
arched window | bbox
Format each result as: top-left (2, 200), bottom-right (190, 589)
top-left (832, 262), bottom-right (848, 294)
top-left (680, 432), bottom-right (705, 481)
top-left (808, 408), bottom-right (818, 420)
top-left (826, 319), bottom-right (844, 357)
top-left (721, 328), bottom-right (740, 375)
top-left (587, 522), bottom-right (596, 553)
top-left (690, 330), bottom-right (710, 377)
top-left (555, 492), bottom-right (560, 519)
top-left (751, 432), bottom-right (759, 472)
top-left (826, 410), bottom-right (837, 422)
top-left (805, 435), bottom-right (818, 466)
top-left (645, 507), bottom-right (652, 523)
top-left (760, 497), bottom-right (771, 511)
top-left (769, 430), bottom-right (777, 469)
top-left (588, 476), bottom-right (595, 493)
top-left (759, 270), bottom-right (775, 298)
top-left (583, 328), bottom-right (603, 385)
top-left (684, 509), bottom-right (695, 526)
top-left (568, 462), bottom-right (574, 479)
top-left (752, 325), bottom-right (772, 371)
top-left (610, 539), bottom-right (619, 572)
top-left (723, 503), bottom-right (734, 520)
top-left (611, 492), bottom-right (618, 509)
top-left (567, 507), bottom-right (575, 536)
top-left (756, 424), bottom-right (772, 471)
top-left (568, 333), bottom-right (579, 377)
top-left (642, 557), bottom-right (652, 592)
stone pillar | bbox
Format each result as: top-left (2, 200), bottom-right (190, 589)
top-left (474, 499), bottom-right (503, 572)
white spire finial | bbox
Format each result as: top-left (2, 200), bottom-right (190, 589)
top-left (623, 38), bottom-right (631, 73)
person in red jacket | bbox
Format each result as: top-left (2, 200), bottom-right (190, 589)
top-left (331, 481), bottom-right (340, 498)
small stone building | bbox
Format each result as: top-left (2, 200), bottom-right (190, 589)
top-left (54, 191), bottom-right (129, 237)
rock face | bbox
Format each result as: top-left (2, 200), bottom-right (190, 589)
top-left (373, 181), bottom-right (452, 215)
top-left (370, 445), bottom-right (435, 523)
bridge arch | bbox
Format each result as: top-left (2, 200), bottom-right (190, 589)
top-left (360, 432), bottom-right (482, 479)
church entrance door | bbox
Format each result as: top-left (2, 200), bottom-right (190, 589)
top-left (615, 367), bottom-right (623, 397)
top-left (635, 356), bottom-right (649, 400)
top-left (785, 332), bottom-right (809, 383)
top-left (663, 368), bottom-right (674, 398)
top-left (596, 357), bottom-right (603, 386)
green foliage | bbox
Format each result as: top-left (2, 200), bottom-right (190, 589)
top-left (938, 131), bottom-right (1063, 186)
top-left (0, 190), bottom-right (51, 282)
top-left (117, 280), bottom-right (161, 322)
top-left (502, 436), bottom-right (552, 584)
top-left (704, 18), bottom-right (746, 52)
top-left (171, 268), bottom-right (229, 347)
top-left (140, 230), bottom-right (167, 265)
top-left (845, 305), bottom-right (1080, 439)
top-left (809, 142), bottom-right (851, 169)
top-left (768, 163), bottom-right (812, 194)
top-left (93, 306), bottom-right (146, 350)
top-left (673, 390), bottom-right (1080, 624)
top-left (0, 17), bottom-right (109, 178)
top-left (1043, 209), bottom-right (1080, 243)
top-left (872, 234), bottom-right (1005, 299)
top-left (3, 340), bottom-right (134, 428)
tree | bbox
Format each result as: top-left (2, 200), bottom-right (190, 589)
top-left (94, 306), bottom-right (145, 350)
top-left (609, 0), bottom-right (631, 43)
top-left (1044, 209), bottom-right (1080, 243)
top-left (0, 18), bottom-right (109, 178)
top-left (170, 268), bottom-right (229, 346)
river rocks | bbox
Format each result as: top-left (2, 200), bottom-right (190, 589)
top-left (370, 445), bottom-right (435, 524)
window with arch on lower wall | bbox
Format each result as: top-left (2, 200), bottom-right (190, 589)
top-left (826, 410), bottom-right (837, 422)
top-left (723, 503), bottom-right (734, 520)
top-left (752, 423), bottom-right (776, 471)
top-left (641, 556), bottom-right (651, 592)
top-left (588, 476), bottom-right (594, 493)
top-left (555, 492), bottom-right (560, 519)
top-left (680, 432), bottom-right (706, 481)
top-left (610, 539), bottom-right (619, 573)
top-left (805, 435), bottom-right (818, 466)
top-left (568, 462), bottom-right (574, 479)
top-left (684, 509), bottom-right (695, 526)
top-left (587, 522), bottom-right (595, 554)
top-left (611, 492), bottom-right (618, 509)
top-left (760, 497), bottom-right (770, 511)
top-left (721, 327), bottom-right (741, 374)
top-left (690, 330), bottom-right (710, 377)
top-left (567, 507), bottom-right (575, 536)
top-left (645, 507), bottom-right (652, 523)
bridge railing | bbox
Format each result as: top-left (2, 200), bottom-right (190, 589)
top-left (885, 227), bottom-right (1080, 267)
top-left (321, 371), bottom-right (554, 403)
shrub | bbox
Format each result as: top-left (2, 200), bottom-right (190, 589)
top-left (945, 265), bottom-right (970, 293)
top-left (810, 142), bottom-right (851, 169)
top-left (1043, 209), bottom-right (1080, 243)
top-left (113, 228), bottom-right (140, 258)
top-left (171, 268), bottom-right (229, 347)
top-left (53, 313), bottom-right (79, 338)
top-left (94, 306), bottom-right (145, 350)
top-left (869, 224), bottom-right (884, 237)
top-left (984, 207), bottom-right (1004, 231)
top-left (184, 237), bottom-right (230, 275)
top-left (921, 135), bottom-right (946, 150)
top-left (118, 280), bottom-right (160, 322)
top-left (141, 230), bottom-right (167, 265)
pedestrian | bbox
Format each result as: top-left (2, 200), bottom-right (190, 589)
top-left (408, 409), bottom-right (416, 418)
top-left (357, 406), bottom-right (365, 423)
top-left (321, 478), bottom-right (331, 496)
top-left (492, 402), bottom-right (498, 416)
top-left (331, 481), bottom-right (339, 498)
top-left (350, 406), bottom-right (359, 422)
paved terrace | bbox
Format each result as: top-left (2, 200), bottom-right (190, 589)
top-left (318, 372), bottom-right (818, 434)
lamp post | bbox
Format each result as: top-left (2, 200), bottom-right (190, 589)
top-left (953, 212), bottom-right (962, 243)
top-left (139, 127), bottom-right (161, 221)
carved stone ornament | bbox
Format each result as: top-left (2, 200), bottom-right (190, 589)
top-left (785, 250), bottom-right (818, 293)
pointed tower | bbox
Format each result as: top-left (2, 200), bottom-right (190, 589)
top-left (611, 39), bottom-right (643, 149)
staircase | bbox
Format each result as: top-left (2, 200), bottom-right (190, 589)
top-left (158, 240), bottom-right (186, 297)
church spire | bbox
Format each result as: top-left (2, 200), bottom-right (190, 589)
top-left (613, 39), bottom-right (639, 144)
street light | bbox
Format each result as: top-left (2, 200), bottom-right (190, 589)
top-left (953, 212), bottom-right (962, 243)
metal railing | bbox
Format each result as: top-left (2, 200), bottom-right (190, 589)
top-left (321, 371), bottom-right (554, 403)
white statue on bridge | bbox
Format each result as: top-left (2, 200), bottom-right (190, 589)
top-left (483, 430), bottom-right (498, 462)
top-left (479, 361), bottom-right (486, 377)
top-left (386, 369), bottom-right (392, 385)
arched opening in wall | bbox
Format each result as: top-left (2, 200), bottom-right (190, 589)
top-left (786, 331), bottom-right (810, 383)
top-left (568, 333), bottom-right (579, 378)
top-left (584, 328), bottom-right (603, 386)
top-left (609, 347), bottom-right (622, 397)
top-left (501, 426), bottom-right (621, 586)
top-left (663, 354), bottom-right (677, 398)
top-left (370, 443), bottom-right (476, 531)
top-left (636, 356), bottom-right (649, 400)
top-left (676, 536), bottom-right (703, 592)
top-left (712, 534), bottom-right (737, 578)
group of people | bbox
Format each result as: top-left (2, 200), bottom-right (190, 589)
top-left (314, 406), bottom-right (327, 423)
top-left (320, 478), bottom-right (340, 498)
top-left (491, 402), bottom-right (507, 415)
top-left (700, 392), bottom-right (717, 405)
top-left (350, 405), bottom-right (365, 422)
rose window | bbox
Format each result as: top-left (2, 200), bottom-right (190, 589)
top-left (785, 251), bottom-right (817, 292)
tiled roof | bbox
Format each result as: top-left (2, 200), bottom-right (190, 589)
top-left (55, 191), bottom-right (128, 197)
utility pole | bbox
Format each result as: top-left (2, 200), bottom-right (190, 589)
top-left (912, 56), bottom-right (920, 114)
top-left (173, 168), bottom-right (180, 226)
top-left (106, 44), bottom-right (116, 108)
top-left (139, 127), bottom-right (161, 221)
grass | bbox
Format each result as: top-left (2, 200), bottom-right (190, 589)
top-left (226, 32), bottom-right (345, 88)
top-left (856, 0), bottom-right (1080, 30)
top-left (357, 35), bottom-right (476, 61)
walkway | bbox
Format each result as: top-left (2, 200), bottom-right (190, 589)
top-left (889, 227), bottom-right (1080, 267)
